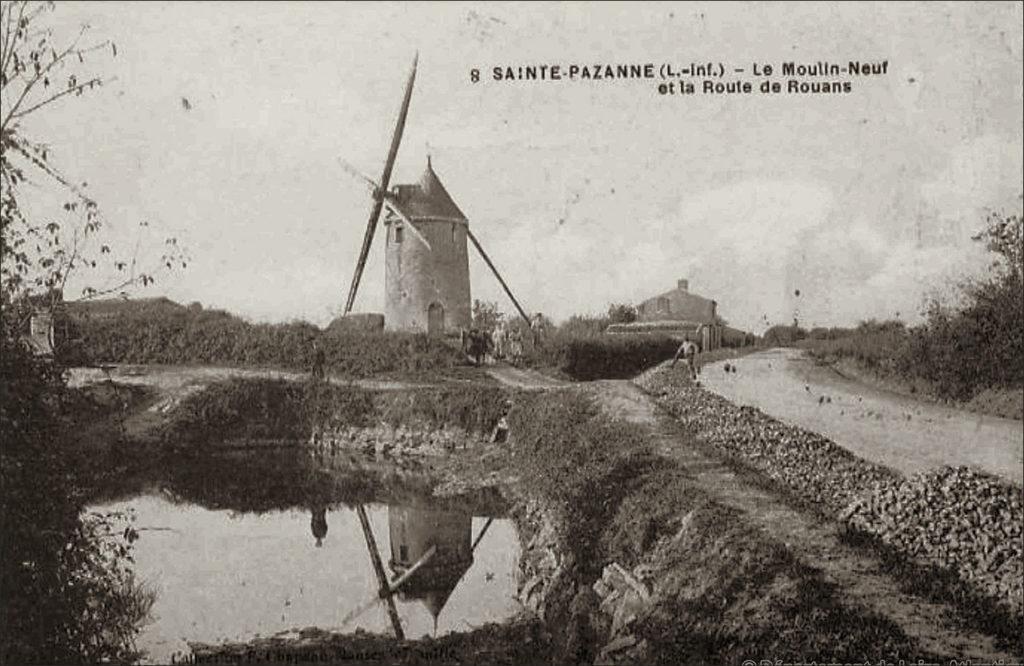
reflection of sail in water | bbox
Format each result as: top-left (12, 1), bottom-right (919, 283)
top-left (387, 505), bottom-right (473, 626)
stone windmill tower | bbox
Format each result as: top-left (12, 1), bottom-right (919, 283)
top-left (381, 158), bottom-right (471, 333)
top-left (341, 56), bottom-right (531, 335)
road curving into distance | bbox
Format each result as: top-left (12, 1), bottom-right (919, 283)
top-left (699, 347), bottom-right (1023, 485)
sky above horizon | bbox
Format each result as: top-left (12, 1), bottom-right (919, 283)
top-left (13, 1), bottom-right (1024, 333)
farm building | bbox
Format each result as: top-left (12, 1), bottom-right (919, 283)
top-left (608, 279), bottom-right (724, 350)
top-left (637, 279), bottom-right (717, 324)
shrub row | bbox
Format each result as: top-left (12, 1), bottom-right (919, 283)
top-left (527, 333), bottom-right (681, 381)
top-left (65, 299), bottom-right (463, 377)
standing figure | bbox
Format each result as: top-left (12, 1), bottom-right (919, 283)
top-left (467, 328), bottom-right (490, 366)
top-left (492, 321), bottom-right (507, 361)
top-left (311, 340), bottom-right (326, 381)
top-left (508, 327), bottom-right (524, 367)
top-left (530, 313), bottom-right (547, 349)
top-left (670, 336), bottom-right (700, 381)
top-left (310, 505), bottom-right (328, 548)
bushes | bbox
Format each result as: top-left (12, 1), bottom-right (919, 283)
top-left (802, 211), bottom-right (1023, 404)
top-left (66, 299), bottom-right (463, 377)
top-left (529, 332), bottom-right (681, 381)
top-left (1, 306), bottom-right (152, 664)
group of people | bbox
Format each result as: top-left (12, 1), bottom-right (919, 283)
top-left (462, 313), bottom-right (547, 367)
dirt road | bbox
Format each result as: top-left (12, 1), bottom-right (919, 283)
top-left (698, 348), bottom-right (1023, 485)
top-left (589, 379), bottom-right (1017, 662)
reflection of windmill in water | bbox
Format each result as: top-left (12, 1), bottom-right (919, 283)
top-left (343, 502), bottom-right (495, 638)
top-left (340, 55), bottom-right (532, 334)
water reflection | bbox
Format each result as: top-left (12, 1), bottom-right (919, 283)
top-left (86, 452), bottom-right (521, 665)
top-left (310, 505), bottom-right (328, 547)
top-left (388, 504), bottom-right (475, 631)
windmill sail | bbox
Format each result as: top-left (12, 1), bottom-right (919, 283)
top-left (344, 54), bottom-right (419, 314)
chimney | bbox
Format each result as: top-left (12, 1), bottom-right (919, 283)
top-left (677, 279), bottom-right (689, 292)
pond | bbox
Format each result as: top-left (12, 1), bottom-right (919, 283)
top-left (87, 452), bottom-right (522, 664)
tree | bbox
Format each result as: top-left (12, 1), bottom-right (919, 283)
top-left (1, 3), bottom-right (156, 662)
top-left (472, 299), bottom-right (503, 332)
top-left (607, 302), bottom-right (638, 324)
top-left (1, 0), bottom-right (185, 315)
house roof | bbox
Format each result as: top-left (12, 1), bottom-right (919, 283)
top-left (390, 159), bottom-right (467, 222)
top-left (643, 287), bottom-right (715, 306)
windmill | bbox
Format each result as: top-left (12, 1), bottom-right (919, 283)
top-left (341, 55), bottom-right (531, 335)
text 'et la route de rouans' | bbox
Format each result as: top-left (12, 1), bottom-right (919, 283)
top-left (472, 60), bottom-right (891, 96)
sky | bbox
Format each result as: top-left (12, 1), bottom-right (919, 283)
top-left (11, 1), bottom-right (1024, 333)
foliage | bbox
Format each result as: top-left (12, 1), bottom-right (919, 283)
top-left (1, 305), bottom-right (152, 664)
top-left (2, 4), bottom-right (159, 662)
top-left (763, 323), bottom-right (807, 346)
top-left (1, 1), bottom-right (184, 309)
top-left (802, 209), bottom-right (1023, 402)
top-left (67, 297), bottom-right (464, 377)
top-left (507, 390), bottom-right (658, 564)
top-left (161, 378), bottom-right (510, 446)
top-left (606, 302), bottom-right (638, 324)
top-left (471, 299), bottom-right (503, 333)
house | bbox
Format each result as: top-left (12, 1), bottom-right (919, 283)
top-left (637, 279), bottom-right (717, 324)
top-left (608, 279), bottom-right (723, 350)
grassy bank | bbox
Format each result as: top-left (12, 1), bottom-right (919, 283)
top-left (503, 389), bottom-right (930, 663)
top-left (160, 378), bottom-right (510, 447)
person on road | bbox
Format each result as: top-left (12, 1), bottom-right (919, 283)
top-left (671, 336), bottom-right (700, 381)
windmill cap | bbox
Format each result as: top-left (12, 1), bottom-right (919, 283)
top-left (391, 159), bottom-right (467, 221)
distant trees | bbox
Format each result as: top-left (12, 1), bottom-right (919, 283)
top-left (803, 207), bottom-right (1023, 403)
top-left (607, 303), bottom-right (638, 324)
top-left (903, 209), bottom-right (1023, 397)
top-left (471, 299), bottom-right (502, 332)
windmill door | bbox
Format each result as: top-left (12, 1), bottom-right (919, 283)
top-left (427, 303), bottom-right (445, 336)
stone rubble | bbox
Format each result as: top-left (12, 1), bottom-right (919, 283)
top-left (635, 364), bottom-right (1024, 619)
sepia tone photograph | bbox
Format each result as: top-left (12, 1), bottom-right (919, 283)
top-left (1, 1), bottom-right (1021, 664)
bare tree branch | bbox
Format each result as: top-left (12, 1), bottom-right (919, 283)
top-left (1, 24), bottom-right (88, 132)
top-left (10, 75), bottom-right (103, 121)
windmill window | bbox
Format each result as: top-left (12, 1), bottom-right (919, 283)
top-left (399, 545), bottom-right (408, 561)
top-left (394, 225), bottom-right (403, 243)
top-left (451, 223), bottom-right (456, 243)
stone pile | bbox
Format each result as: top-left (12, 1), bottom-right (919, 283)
top-left (636, 367), bottom-right (899, 513)
top-left (843, 466), bottom-right (1023, 616)
top-left (591, 562), bottom-right (654, 665)
top-left (635, 364), bottom-right (1024, 618)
